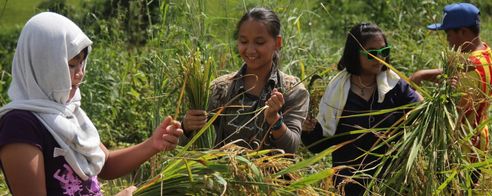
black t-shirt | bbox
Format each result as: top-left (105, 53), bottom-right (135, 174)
top-left (0, 110), bottom-right (102, 196)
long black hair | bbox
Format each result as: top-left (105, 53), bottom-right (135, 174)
top-left (337, 23), bottom-right (390, 75)
top-left (234, 7), bottom-right (281, 66)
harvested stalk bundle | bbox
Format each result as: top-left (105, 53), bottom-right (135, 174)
top-left (179, 48), bottom-right (216, 149)
top-left (133, 144), bottom-right (343, 196)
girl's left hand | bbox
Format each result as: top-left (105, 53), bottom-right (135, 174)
top-left (302, 117), bottom-right (317, 132)
top-left (151, 116), bottom-right (184, 152)
top-left (264, 88), bottom-right (284, 124)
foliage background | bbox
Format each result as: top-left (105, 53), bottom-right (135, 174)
top-left (0, 0), bottom-right (491, 194)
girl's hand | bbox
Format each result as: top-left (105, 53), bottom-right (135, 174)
top-left (449, 75), bottom-right (459, 89)
top-left (302, 117), bottom-right (317, 132)
top-left (115, 186), bottom-right (137, 196)
top-left (183, 110), bottom-right (207, 132)
top-left (264, 88), bottom-right (285, 125)
top-left (151, 116), bottom-right (183, 152)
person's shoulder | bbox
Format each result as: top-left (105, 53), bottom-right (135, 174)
top-left (0, 110), bottom-right (46, 148)
top-left (0, 110), bottom-right (44, 132)
top-left (279, 71), bottom-right (305, 91)
top-left (384, 79), bottom-right (410, 95)
top-left (469, 42), bottom-right (492, 63)
top-left (209, 72), bottom-right (237, 105)
top-left (211, 72), bottom-right (236, 87)
top-left (1, 109), bottom-right (39, 124)
top-left (393, 78), bottom-right (411, 90)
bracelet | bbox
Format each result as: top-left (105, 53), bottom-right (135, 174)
top-left (271, 115), bottom-right (283, 130)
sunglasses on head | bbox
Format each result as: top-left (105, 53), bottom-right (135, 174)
top-left (359, 46), bottom-right (391, 60)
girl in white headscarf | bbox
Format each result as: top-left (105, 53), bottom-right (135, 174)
top-left (0, 12), bottom-right (183, 195)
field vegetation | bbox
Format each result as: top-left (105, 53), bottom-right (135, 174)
top-left (1, 0), bottom-right (492, 195)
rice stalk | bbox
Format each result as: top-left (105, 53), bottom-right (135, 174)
top-left (303, 65), bottom-right (336, 119)
top-left (133, 144), bottom-right (328, 196)
top-left (306, 74), bottom-right (324, 119)
top-left (179, 47), bottom-right (216, 149)
top-left (133, 117), bottom-right (347, 195)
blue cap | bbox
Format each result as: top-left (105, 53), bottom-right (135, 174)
top-left (427, 3), bottom-right (480, 30)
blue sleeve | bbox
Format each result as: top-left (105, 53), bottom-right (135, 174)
top-left (397, 79), bottom-right (420, 106)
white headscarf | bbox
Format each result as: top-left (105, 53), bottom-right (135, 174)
top-left (0, 12), bottom-right (105, 180)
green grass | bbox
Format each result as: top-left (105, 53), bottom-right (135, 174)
top-left (0, 0), bottom-right (43, 29)
top-left (0, 172), bottom-right (7, 195)
top-left (0, 0), bottom-right (80, 30)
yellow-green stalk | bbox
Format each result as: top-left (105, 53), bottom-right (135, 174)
top-left (180, 48), bottom-right (216, 149)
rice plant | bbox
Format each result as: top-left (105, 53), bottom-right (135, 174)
top-left (366, 49), bottom-right (492, 195)
top-left (304, 65), bottom-right (336, 120)
top-left (178, 47), bottom-right (216, 149)
top-left (133, 138), bottom-right (353, 195)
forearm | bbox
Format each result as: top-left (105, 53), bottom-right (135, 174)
top-left (269, 111), bottom-right (306, 153)
top-left (409, 74), bottom-right (422, 85)
top-left (269, 86), bottom-right (309, 153)
top-left (410, 69), bottom-right (443, 85)
top-left (270, 125), bottom-right (300, 153)
top-left (270, 123), bottom-right (286, 139)
top-left (99, 116), bottom-right (182, 179)
top-left (98, 140), bottom-right (158, 180)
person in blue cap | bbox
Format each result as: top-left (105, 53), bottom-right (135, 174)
top-left (411, 2), bottom-right (486, 84)
top-left (427, 2), bottom-right (484, 52)
top-left (412, 2), bottom-right (491, 186)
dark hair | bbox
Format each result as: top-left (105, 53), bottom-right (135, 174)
top-left (337, 23), bottom-right (390, 75)
top-left (234, 7), bottom-right (281, 66)
top-left (71, 47), bottom-right (89, 61)
top-left (449, 24), bottom-right (480, 36)
top-left (82, 47), bottom-right (89, 60)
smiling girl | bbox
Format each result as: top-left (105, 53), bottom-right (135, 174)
top-left (181, 7), bottom-right (309, 153)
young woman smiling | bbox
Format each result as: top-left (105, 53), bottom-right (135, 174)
top-left (181, 7), bottom-right (309, 154)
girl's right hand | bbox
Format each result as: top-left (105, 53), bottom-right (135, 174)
top-left (115, 186), bottom-right (137, 196)
top-left (409, 69), bottom-right (443, 85)
top-left (183, 110), bottom-right (208, 132)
